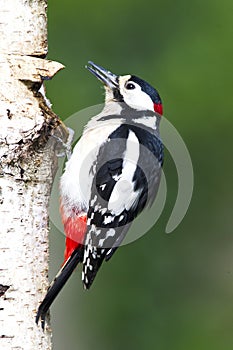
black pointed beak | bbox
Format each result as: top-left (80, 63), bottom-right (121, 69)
top-left (86, 61), bottom-right (119, 89)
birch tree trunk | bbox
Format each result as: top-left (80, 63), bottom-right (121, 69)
top-left (0, 1), bottom-right (67, 348)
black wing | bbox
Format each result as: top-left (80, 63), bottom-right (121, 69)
top-left (82, 123), bottom-right (163, 289)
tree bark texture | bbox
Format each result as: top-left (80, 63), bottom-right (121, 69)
top-left (0, 1), bottom-right (66, 348)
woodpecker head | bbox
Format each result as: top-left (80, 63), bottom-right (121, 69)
top-left (86, 61), bottom-right (163, 116)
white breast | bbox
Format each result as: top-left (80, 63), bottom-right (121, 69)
top-left (60, 118), bottom-right (123, 212)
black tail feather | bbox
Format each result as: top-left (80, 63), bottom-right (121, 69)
top-left (36, 246), bottom-right (84, 330)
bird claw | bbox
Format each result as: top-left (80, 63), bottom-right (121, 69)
top-left (53, 127), bottom-right (74, 160)
top-left (36, 306), bottom-right (47, 331)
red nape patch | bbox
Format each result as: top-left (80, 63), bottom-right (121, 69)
top-left (60, 205), bottom-right (87, 264)
top-left (154, 103), bottom-right (163, 116)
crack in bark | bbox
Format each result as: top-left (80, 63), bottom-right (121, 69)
top-left (0, 284), bottom-right (10, 297)
top-left (0, 335), bottom-right (14, 339)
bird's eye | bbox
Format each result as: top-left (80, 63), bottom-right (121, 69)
top-left (125, 82), bottom-right (136, 90)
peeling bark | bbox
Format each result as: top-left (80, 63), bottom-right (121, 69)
top-left (0, 1), bottom-right (67, 348)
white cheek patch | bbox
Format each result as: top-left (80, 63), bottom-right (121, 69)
top-left (119, 76), bottom-right (154, 112)
top-left (128, 89), bottom-right (154, 111)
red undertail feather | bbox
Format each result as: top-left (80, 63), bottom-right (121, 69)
top-left (60, 204), bottom-right (87, 264)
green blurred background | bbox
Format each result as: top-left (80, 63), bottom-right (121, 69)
top-left (47, 0), bottom-right (233, 349)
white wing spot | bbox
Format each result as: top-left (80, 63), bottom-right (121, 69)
top-left (103, 215), bottom-right (115, 225)
top-left (94, 204), bottom-right (101, 212)
top-left (119, 215), bottom-right (124, 222)
top-left (90, 195), bottom-right (97, 206)
top-left (100, 184), bottom-right (107, 191)
top-left (101, 208), bottom-right (107, 215)
top-left (92, 250), bottom-right (97, 259)
top-left (95, 229), bottom-right (101, 236)
top-left (112, 174), bottom-right (121, 181)
top-left (98, 238), bottom-right (105, 247)
top-left (106, 228), bottom-right (116, 238)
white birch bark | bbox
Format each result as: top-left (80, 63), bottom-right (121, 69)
top-left (0, 1), bottom-right (67, 348)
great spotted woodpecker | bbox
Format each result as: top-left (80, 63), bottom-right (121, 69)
top-left (36, 61), bottom-right (164, 329)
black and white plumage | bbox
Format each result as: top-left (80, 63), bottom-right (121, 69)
top-left (82, 122), bottom-right (163, 288)
top-left (36, 61), bottom-right (164, 328)
top-left (79, 62), bottom-right (164, 289)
